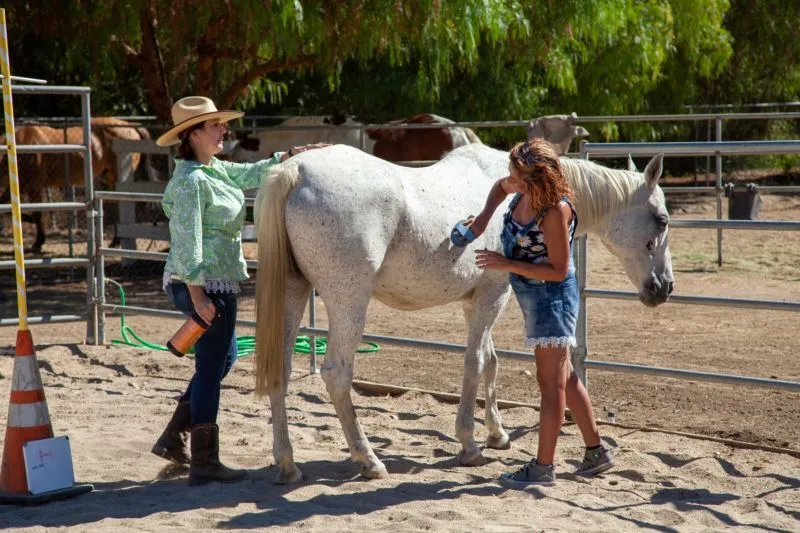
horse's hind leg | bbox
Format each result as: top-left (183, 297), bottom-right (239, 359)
top-left (456, 283), bottom-right (511, 466)
top-left (270, 269), bottom-right (311, 484)
top-left (320, 286), bottom-right (388, 479)
top-left (30, 211), bottom-right (45, 254)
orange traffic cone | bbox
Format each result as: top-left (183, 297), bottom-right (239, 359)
top-left (0, 330), bottom-right (92, 504)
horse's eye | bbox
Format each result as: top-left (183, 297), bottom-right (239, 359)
top-left (647, 240), bottom-right (655, 252)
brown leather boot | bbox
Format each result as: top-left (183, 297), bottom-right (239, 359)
top-left (189, 423), bottom-right (247, 486)
top-left (151, 400), bottom-right (191, 466)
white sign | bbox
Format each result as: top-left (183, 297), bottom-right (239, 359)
top-left (22, 435), bottom-right (76, 494)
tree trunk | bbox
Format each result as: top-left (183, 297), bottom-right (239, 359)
top-left (194, 54), bottom-right (215, 97)
top-left (218, 55), bottom-right (317, 109)
top-left (138, 4), bottom-right (172, 122)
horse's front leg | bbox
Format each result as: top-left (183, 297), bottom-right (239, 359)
top-left (457, 284), bottom-right (511, 466)
top-left (455, 328), bottom-right (484, 466)
top-left (482, 334), bottom-right (511, 451)
top-left (321, 299), bottom-right (388, 479)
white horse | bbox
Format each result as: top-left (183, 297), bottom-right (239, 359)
top-left (253, 144), bottom-right (673, 483)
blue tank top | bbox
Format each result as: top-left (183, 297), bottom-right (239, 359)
top-left (501, 194), bottom-right (577, 266)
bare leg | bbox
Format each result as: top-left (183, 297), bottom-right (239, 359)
top-left (534, 346), bottom-right (569, 465)
top-left (565, 362), bottom-right (601, 448)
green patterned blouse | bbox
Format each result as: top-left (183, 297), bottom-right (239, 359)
top-left (162, 154), bottom-right (282, 292)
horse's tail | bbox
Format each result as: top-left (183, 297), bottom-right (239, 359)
top-left (464, 128), bottom-right (483, 144)
top-left (254, 160), bottom-right (302, 396)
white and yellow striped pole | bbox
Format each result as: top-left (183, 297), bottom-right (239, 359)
top-left (0, 8), bottom-right (27, 330)
top-left (0, 13), bottom-right (93, 501)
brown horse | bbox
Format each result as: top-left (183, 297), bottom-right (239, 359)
top-left (0, 118), bottom-right (153, 253)
top-left (366, 114), bottom-right (482, 162)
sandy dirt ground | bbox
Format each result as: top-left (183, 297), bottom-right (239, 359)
top-left (0, 187), bottom-right (798, 531)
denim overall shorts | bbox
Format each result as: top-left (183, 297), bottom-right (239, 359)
top-left (501, 195), bottom-right (579, 349)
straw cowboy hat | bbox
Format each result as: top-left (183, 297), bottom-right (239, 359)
top-left (156, 96), bottom-right (244, 147)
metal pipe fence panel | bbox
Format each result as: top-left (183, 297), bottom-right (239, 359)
top-left (93, 189), bottom-right (799, 393)
top-left (0, 84), bottom-right (96, 337)
top-left (98, 303), bottom-right (800, 393)
top-left (581, 140), bottom-right (800, 157)
top-left (13, 108), bottom-right (797, 395)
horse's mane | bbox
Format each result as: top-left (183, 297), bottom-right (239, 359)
top-left (560, 157), bottom-right (644, 230)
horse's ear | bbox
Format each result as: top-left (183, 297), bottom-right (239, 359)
top-left (643, 153), bottom-right (664, 189)
top-left (627, 154), bottom-right (637, 172)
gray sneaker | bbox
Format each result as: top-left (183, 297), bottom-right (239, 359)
top-left (575, 446), bottom-right (615, 476)
top-left (499, 460), bottom-right (556, 489)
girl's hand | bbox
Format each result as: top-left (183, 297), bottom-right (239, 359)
top-left (465, 215), bottom-right (487, 239)
top-left (475, 249), bottom-right (510, 271)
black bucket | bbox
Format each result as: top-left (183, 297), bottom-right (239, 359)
top-left (724, 182), bottom-right (761, 220)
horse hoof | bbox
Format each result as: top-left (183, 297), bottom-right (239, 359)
top-left (276, 465), bottom-right (303, 485)
top-left (457, 448), bottom-right (487, 467)
top-left (485, 433), bottom-right (511, 450)
top-left (361, 462), bottom-right (389, 479)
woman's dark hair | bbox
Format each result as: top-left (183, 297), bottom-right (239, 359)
top-left (176, 121), bottom-right (206, 160)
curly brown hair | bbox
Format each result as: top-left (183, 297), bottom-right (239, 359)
top-left (509, 137), bottom-right (573, 212)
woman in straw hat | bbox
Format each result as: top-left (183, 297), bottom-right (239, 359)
top-left (151, 96), bottom-right (327, 485)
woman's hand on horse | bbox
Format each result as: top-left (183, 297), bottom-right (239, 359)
top-left (281, 143), bottom-right (332, 161)
top-left (474, 249), bottom-right (510, 271)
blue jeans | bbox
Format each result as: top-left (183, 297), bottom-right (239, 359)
top-left (166, 282), bottom-right (238, 425)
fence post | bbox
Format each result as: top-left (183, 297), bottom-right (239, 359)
top-left (95, 197), bottom-right (106, 345)
top-left (715, 117), bottom-right (723, 266)
top-left (706, 118), bottom-right (712, 186)
top-left (63, 117), bottom-right (75, 259)
top-left (81, 92), bottom-right (98, 345)
top-left (574, 142), bottom-right (590, 386)
top-left (573, 235), bottom-right (589, 387)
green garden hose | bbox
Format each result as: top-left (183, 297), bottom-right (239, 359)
top-left (106, 279), bottom-right (379, 358)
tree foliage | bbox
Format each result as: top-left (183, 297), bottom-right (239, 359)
top-left (5, 0), bottom-right (796, 147)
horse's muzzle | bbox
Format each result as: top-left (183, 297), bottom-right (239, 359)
top-left (640, 277), bottom-right (673, 307)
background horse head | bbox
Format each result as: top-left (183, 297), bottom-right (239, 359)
top-left (366, 114), bottom-right (482, 162)
top-left (252, 143), bottom-right (672, 483)
top-left (528, 112), bottom-right (590, 155)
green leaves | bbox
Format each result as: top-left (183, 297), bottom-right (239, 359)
top-left (7, 0), bottom-right (783, 146)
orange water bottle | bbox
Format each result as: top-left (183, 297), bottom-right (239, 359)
top-left (166, 303), bottom-right (217, 357)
